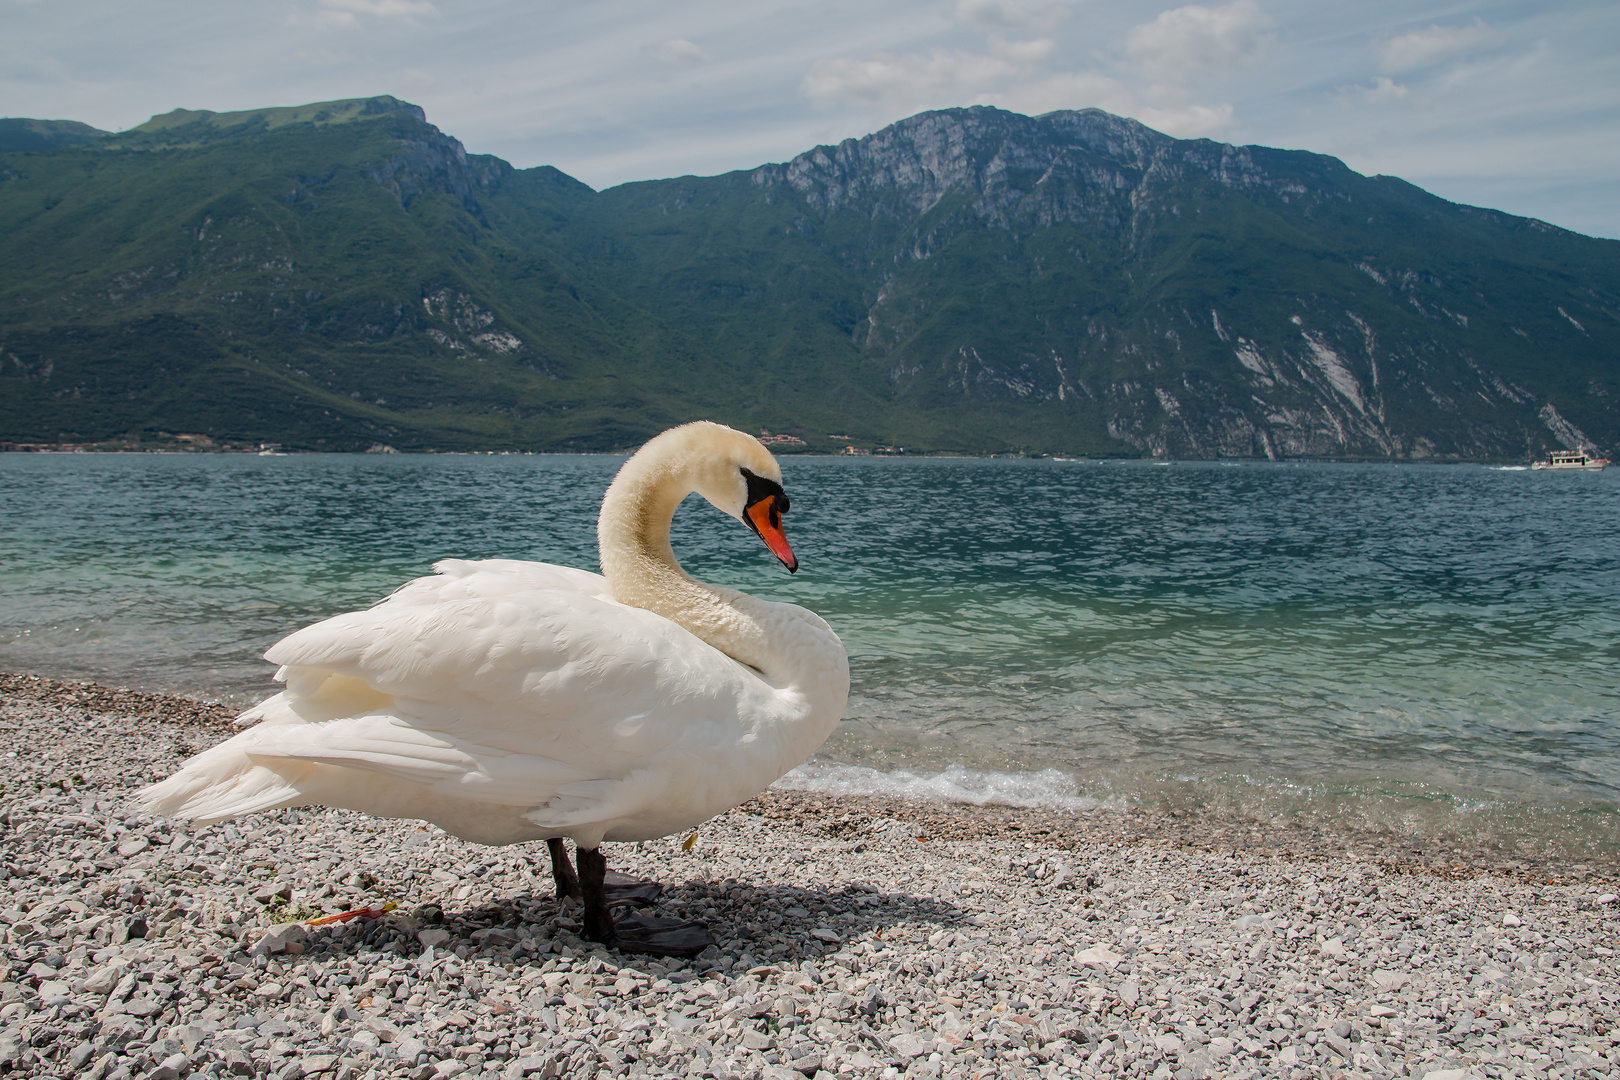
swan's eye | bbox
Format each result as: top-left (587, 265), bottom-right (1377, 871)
top-left (740, 467), bottom-right (788, 514)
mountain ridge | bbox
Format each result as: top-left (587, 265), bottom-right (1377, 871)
top-left (0, 118), bottom-right (113, 153)
top-left (1, 97), bottom-right (1615, 458)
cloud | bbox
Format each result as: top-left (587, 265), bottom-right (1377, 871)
top-left (987, 35), bottom-right (1055, 64)
top-left (802, 1), bottom-right (1253, 139)
top-left (801, 48), bottom-right (1016, 110)
top-left (802, 48), bottom-right (1240, 141)
top-left (287, 0), bottom-right (436, 30)
top-left (1375, 21), bottom-right (1494, 74)
top-left (1001, 74), bottom-right (1235, 137)
top-left (1123, 0), bottom-right (1272, 86)
top-left (1356, 75), bottom-right (1409, 105)
top-left (1134, 100), bottom-right (1235, 137)
top-left (954, 0), bottom-right (1068, 32)
top-left (324, 0), bottom-right (437, 15)
top-left (987, 69), bottom-right (1137, 117)
top-left (646, 38), bottom-right (710, 64)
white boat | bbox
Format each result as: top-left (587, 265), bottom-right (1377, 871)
top-left (1532, 448), bottom-right (1609, 471)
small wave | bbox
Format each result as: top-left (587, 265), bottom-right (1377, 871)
top-left (773, 761), bottom-right (1120, 812)
top-left (1489, 466), bottom-right (1529, 471)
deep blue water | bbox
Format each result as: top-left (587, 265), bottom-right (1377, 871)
top-left (2, 453), bottom-right (1616, 858)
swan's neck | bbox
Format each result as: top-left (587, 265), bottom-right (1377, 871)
top-left (597, 462), bottom-right (779, 677)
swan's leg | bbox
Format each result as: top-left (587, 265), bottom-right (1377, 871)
top-left (577, 846), bottom-right (615, 943)
top-left (548, 838), bottom-right (659, 907)
top-left (575, 845), bottom-right (717, 958)
top-left (547, 838), bottom-right (582, 902)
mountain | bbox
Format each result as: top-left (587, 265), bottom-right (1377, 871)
top-left (0, 118), bottom-right (111, 153)
top-left (2, 96), bottom-right (1616, 457)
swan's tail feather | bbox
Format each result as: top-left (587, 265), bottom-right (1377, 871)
top-left (137, 745), bottom-right (312, 825)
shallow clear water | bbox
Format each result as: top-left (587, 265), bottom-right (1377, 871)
top-left (2, 453), bottom-right (1616, 858)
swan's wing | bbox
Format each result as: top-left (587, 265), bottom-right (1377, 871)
top-left (233, 714), bottom-right (589, 806)
top-left (262, 561), bottom-right (772, 766)
top-left (238, 713), bottom-right (651, 829)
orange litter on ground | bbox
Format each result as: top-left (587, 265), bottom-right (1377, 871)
top-left (306, 901), bottom-right (397, 925)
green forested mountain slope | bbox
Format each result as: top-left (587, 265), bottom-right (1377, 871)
top-left (2, 97), bottom-right (1616, 457)
top-left (0, 98), bottom-right (662, 450)
top-left (0, 118), bottom-right (112, 153)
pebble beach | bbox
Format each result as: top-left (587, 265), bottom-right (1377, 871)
top-left (1, 674), bottom-right (1617, 1080)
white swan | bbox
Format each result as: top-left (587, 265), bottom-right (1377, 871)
top-left (141, 421), bottom-right (850, 955)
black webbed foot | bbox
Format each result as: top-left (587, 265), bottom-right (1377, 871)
top-left (575, 844), bottom-right (716, 958)
top-left (609, 914), bottom-right (716, 958)
top-left (602, 870), bottom-right (662, 908)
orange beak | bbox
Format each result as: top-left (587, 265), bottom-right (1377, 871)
top-left (745, 494), bottom-right (798, 573)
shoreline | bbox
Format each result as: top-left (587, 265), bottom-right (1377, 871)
top-left (0, 447), bottom-right (1572, 466)
top-left (3, 673), bottom-right (1614, 884)
top-left (2, 674), bottom-right (1617, 1079)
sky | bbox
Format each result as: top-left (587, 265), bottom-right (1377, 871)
top-left (4, 0), bottom-right (1618, 239)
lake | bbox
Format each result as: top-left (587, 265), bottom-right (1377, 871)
top-left (2, 452), bottom-right (1616, 861)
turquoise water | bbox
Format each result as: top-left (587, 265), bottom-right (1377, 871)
top-left (2, 453), bottom-right (1616, 859)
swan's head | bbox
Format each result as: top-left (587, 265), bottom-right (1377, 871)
top-left (609, 420), bottom-right (799, 573)
top-left (687, 423), bottom-right (797, 574)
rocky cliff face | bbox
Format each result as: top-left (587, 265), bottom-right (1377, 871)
top-left (733, 107), bottom-right (1617, 459)
top-left (369, 117), bottom-right (512, 223)
top-left (757, 108), bottom-right (1334, 228)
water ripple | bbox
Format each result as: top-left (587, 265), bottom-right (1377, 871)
top-left (1, 454), bottom-right (1615, 855)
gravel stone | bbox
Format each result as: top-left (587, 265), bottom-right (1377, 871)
top-left (148, 1052), bottom-right (189, 1080)
top-left (253, 882), bottom-right (295, 905)
top-left (253, 923), bottom-right (310, 956)
top-left (1, 672), bottom-right (1618, 1080)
